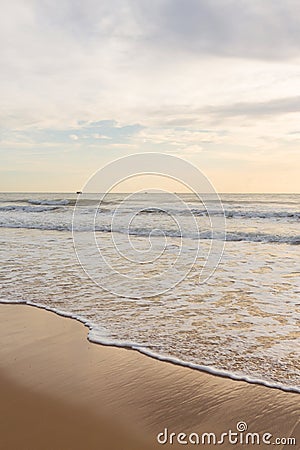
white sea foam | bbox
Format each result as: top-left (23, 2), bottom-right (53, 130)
top-left (28, 198), bottom-right (69, 205)
top-left (0, 205), bottom-right (61, 212)
top-left (0, 219), bottom-right (298, 245)
top-left (1, 299), bottom-right (299, 394)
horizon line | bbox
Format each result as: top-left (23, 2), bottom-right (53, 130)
top-left (1, 191), bottom-right (299, 195)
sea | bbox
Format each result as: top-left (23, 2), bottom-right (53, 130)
top-left (0, 192), bottom-right (299, 392)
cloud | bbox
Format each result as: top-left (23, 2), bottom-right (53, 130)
top-left (1, 0), bottom-right (300, 191)
top-left (1, 0), bottom-right (300, 131)
top-left (207, 96), bottom-right (300, 118)
top-left (29, 0), bottom-right (300, 61)
top-left (134, 0), bottom-right (300, 60)
top-left (1, 120), bottom-right (143, 147)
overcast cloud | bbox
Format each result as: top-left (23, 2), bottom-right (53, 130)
top-left (0, 0), bottom-right (300, 191)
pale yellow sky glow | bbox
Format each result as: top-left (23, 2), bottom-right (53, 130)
top-left (1, 1), bottom-right (300, 193)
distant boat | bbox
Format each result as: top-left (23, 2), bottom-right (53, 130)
top-left (76, 191), bottom-right (82, 194)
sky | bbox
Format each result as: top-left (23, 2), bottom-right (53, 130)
top-left (1, 0), bottom-right (300, 193)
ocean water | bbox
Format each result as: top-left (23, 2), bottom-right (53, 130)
top-left (0, 192), bottom-right (299, 391)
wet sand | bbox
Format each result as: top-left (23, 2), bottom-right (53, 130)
top-left (0, 304), bottom-right (299, 449)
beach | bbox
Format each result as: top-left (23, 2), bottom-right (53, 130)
top-left (0, 303), bottom-right (298, 450)
top-left (2, 0), bottom-right (300, 447)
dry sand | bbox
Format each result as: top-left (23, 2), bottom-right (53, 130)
top-left (0, 303), bottom-right (299, 450)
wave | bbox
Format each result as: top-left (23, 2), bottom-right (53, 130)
top-left (118, 207), bottom-right (300, 220)
top-left (0, 299), bottom-right (299, 393)
top-left (28, 199), bottom-right (70, 206)
top-left (224, 231), bottom-right (300, 245)
top-left (27, 198), bottom-right (119, 207)
top-left (225, 210), bottom-right (299, 219)
top-left (0, 221), bottom-right (299, 244)
top-left (214, 199), bottom-right (300, 205)
top-left (137, 207), bottom-right (299, 220)
top-left (123, 228), bottom-right (300, 245)
top-left (0, 205), bottom-right (62, 213)
top-left (5, 204), bottom-right (299, 220)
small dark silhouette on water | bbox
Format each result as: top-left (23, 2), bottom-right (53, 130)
top-left (76, 191), bottom-right (82, 194)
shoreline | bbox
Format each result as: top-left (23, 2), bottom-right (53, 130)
top-left (0, 303), bottom-right (299, 449)
top-left (2, 300), bottom-right (298, 394)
